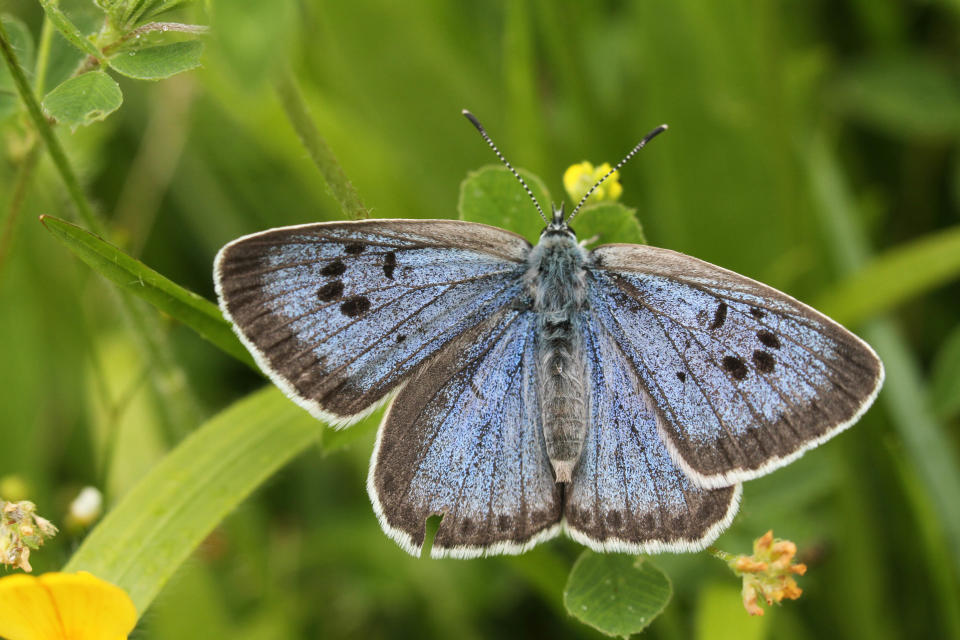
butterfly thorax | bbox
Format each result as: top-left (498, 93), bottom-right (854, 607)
top-left (525, 228), bottom-right (590, 483)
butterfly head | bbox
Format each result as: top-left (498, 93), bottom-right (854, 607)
top-left (541, 203), bottom-right (576, 240)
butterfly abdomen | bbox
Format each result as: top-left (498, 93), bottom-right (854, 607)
top-left (527, 233), bottom-right (590, 483)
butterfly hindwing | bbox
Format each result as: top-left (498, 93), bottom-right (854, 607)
top-left (588, 244), bottom-right (884, 488)
top-left (564, 314), bottom-right (741, 552)
top-left (215, 220), bottom-right (530, 424)
top-left (369, 309), bottom-right (563, 558)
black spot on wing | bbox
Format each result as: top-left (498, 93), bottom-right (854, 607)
top-left (676, 371), bottom-right (686, 382)
top-left (321, 260), bottom-right (346, 277)
top-left (722, 355), bottom-right (748, 380)
top-left (340, 296), bottom-right (371, 317)
top-left (395, 333), bottom-right (406, 343)
top-left (383, 251), bottom-right (396, 279)
top-left (750, 307), bottom-right (766, 320)
top-left (318, 280), bottom-right (344, 301)
top-left (753, 350), bottom-right (776, 373)
top-left (757, 329), bottom-right (781, 349)
top-left (344, 242), bottom-right (365, 255)
top-left (709, 302), bottom-right (728, 330)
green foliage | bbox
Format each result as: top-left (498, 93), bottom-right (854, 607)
top-left (30, 0), bottom-right (207, 129)
top-left (0, 15), bottom-right (33, 120)
top-left (39, 216), bottom-right (255, 369)
top-left (573, 202), bottom-right (646, 246)
top-left (2, 1), bottom-right (960, 638)
top-left (41, 70), bottom-right (122, 128)
top-left (64, 386), bottom-right (322, 613)
top-left (564, 551), bottom-right (672, 637)
top-left (38, 0), bottom-right (105, 62)
top-left (830, 55), bottom-right (960, 138)
top-left (458, 165), bottom-right (553, 244)
top-left (816, 224), bottom-right (960, 326)
top-left (931, 326), bottom-right (960, 419)
top-left (109, 40), bottom-right (203, 80)
top-left (694, 583), bottom-right (768, 640)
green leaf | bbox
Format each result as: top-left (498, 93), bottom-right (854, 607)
top-left (564, 551), bottom-right (672, 638)
top-left (458, 165), bottom-right (552, 245)
top-left (110, 40), bottom-right (204, 80)
top-left (37, 0), bottom-right (104, 62)
top-left (573, 202), bottom-right (646, 246)
top-left (694, 583), bottom-right (769, 640)
top-left (815, 224), bottom-right (960, 326)
top-left (40, 216), bottom-right (256, 370)
top-left (931, 324), bottom-right (960, 419)
top-left (830, 55), bottom-right (960, 138)
top-left (0, 15), bottom-right (34, 120)
top-left (63, 386), bottom-right (321, 615)
top-left (41, 70), bottom-right (122, 128)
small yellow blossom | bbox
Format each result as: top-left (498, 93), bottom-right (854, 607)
top-left (563, 161), bottom-right (623, 206)
top-left (0, 571), bottom-right (137, 640)
top-left (1, 500), bottom-right (59, 572)
top-left (0, 475), bottom-right (31, 502)
top-left (711, 530), bottom-right (807, 616)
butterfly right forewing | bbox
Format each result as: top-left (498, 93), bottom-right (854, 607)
top-left (215, 220), bottom-right (531, 425)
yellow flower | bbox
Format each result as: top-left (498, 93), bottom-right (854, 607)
top-left (563, 161), bottom-right (623, 206)
top-left (711, 530), bottom-right (807, 617)
top-left (0, 571), bottom-right (136, 640)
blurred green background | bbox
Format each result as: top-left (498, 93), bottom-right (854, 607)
top-left (2, 0), bottom-right (960, 638)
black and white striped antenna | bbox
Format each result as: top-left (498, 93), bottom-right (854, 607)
top-left (566, 124), bottom-right (668, 224)
top-left (462, 110), bottom-right (548, 225)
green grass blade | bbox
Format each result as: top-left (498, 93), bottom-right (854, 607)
top-left (815, 224), bottom-right (960, 326)
top-left (807, 133), bottom-right (960, 582)
top-left (63, 386), bottom-right (321, 614)
top-left (40, 215), bottom-right (256, 370)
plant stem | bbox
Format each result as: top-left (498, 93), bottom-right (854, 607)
top-left (274, 71), bottom-right (369, 220)
top-left (34, 8), bottom-right (57, 95)
top-left (0, 19), bottom-right (104, 234)
top-left (0, 143), bottom-right (40, 275)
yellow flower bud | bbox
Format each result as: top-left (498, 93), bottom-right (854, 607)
top-left (563, 161), bottom-right (623, 206)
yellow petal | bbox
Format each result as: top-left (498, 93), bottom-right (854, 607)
top-left (0, 574), bottom-right (64, 640)
top-left (0, 572), bottom-right (136, 640)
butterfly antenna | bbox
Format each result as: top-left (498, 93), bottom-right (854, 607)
top-left (462, 109), bottom-right (549, 225)
top-left (566, 124), bottom-right (669, 224)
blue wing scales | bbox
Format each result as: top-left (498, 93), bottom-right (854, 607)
top-left (369, 309), bottom-right (562, 557)
top-left (588, 244), bottom-right (884, 488)
top-left (215, 220), bottom-right (531, 424)
top-left (564, 314), bottom-right (741, 552)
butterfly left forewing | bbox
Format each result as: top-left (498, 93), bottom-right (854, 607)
top-left (589, 244), bottom-right (884, 489)
top-left (215, 220), bottom-right (530, 425)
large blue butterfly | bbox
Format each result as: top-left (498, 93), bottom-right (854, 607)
top-left (214, 113), bottom-right (883, 558)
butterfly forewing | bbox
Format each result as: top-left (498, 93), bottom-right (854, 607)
top-left (564, 314), bottom-right (741, 553)
top-left (589, 244), bottom-right (884, 488)
top-left (369, 309), bottom-right (563, 558)
top-left (215, 220), bottom-right (531, 424)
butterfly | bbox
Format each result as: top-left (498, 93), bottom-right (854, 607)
top-left (214, 111), bottom-right (884, 558)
